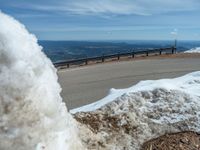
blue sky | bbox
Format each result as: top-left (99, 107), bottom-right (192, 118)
top-left (1, 0), bottom-right (200, 40)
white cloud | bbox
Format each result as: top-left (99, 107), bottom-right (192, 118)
top-left (13, 0), bottom-right (200, 16)
top-left (66, 0), bottom-right (150, 16)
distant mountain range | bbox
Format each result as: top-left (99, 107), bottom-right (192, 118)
top-left (39, 40), bottom-right (200, 62)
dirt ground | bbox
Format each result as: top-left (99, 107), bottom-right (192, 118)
top-left (142, 131), bottom-right (200, 150)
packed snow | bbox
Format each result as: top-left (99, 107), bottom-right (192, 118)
top-left (184, 47), bottom-right (200, 53)
top-left (0, 12), bottom-right (83, 150)
top-left (74, 71), bottom-right (200, 149)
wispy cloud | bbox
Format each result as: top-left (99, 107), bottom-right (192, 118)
top-left (15, 14), bottom-right (50, 18)
top-left (19, 1), bottom-right (150, 16)
top-left (12, 0), bottom-right (200, 17)
top-left (66, 0), bottom-right (150, 16)
top-left (32, 25), bottom-right (171, 32)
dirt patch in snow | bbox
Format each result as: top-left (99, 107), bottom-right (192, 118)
top-left (75, 112), bottom-right (137, 134)
top-left (142, 131), bottom-right (200, 150)
top-left (74, 111), bottom-right (139, 149)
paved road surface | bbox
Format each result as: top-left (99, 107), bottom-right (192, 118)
top-left (58, 57), bottom-right (200, 110)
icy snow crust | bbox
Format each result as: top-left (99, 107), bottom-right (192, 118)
top-left (0, 12), bottom-right (83, 150)
top-left (74, 71), bottom-right (200, 149)
top-left (184, 47), bottom-right (200, 53)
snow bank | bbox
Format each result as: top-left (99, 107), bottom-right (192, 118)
top-left (74, 71), bottom-right (200, 149)
top-left (71, 71), bottom-right (200, 113)
top-left (184, 47), bottom-right (200, 53)
top-left (0, 12), bottom-right (83, 150)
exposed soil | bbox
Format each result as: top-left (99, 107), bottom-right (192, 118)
top-left (74, 112), bottom-right (136, 134)
top-left (142, 131), bottom-right (200, 150)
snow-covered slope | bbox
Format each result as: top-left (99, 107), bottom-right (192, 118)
top-left (74, 71), bottom-right (200, 149)
top-left (184, 47), bottom-right (200, 53)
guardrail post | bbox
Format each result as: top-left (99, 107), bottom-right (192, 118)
top-left (102, 54), bottom-right (105, 62)
top-left (172, 47), bottom-right (175, 54)
top-left (85, 58), bottom-right (88, 65)
top-left (117, 53), bottom-right (120, 60)
top-left (132, 52), bottom-right (135, 58)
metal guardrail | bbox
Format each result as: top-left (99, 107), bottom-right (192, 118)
top-left (54, 47), bottom-right (176, 68)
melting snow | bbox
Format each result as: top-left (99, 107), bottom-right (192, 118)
top-left (74, 71), bottom-right (200, 149)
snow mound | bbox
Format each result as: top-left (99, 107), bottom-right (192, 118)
top-left (74, 71), bottom-right (200, 149)
top-left (0, 12), bottom-right (83, 150)
top-left (71, 71), bottom-right (200, 113)
top-left (184, 47), bottom-right (200, 53)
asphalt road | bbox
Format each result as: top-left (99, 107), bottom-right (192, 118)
top-left (58, 57), bottom-right (200, 110)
